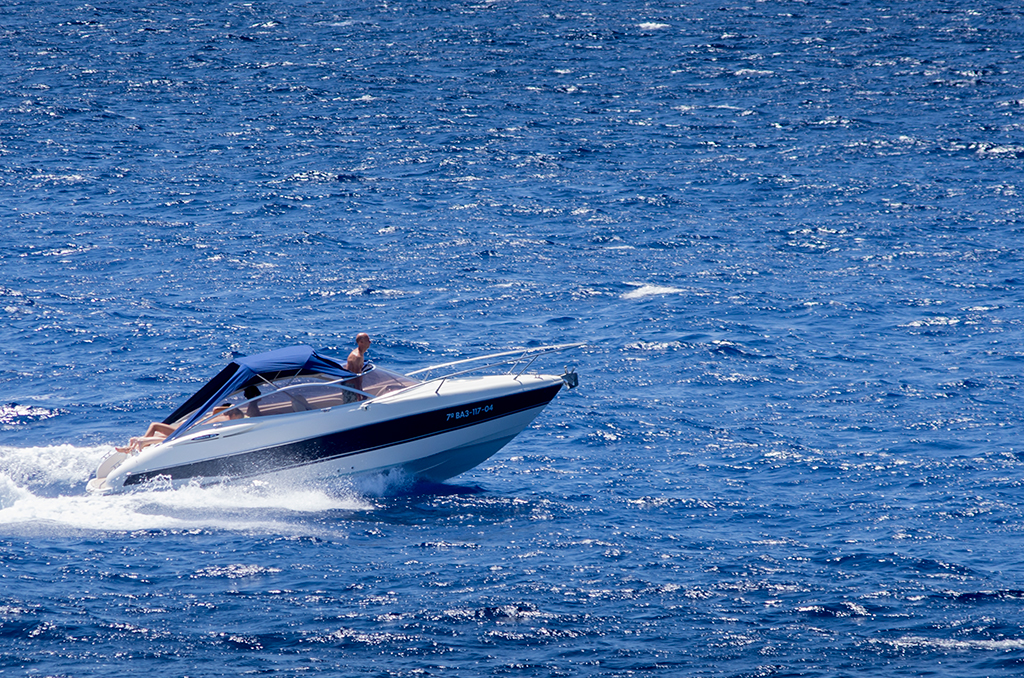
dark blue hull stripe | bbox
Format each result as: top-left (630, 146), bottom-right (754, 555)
top-left (124, 383), bottom-right (562, 486)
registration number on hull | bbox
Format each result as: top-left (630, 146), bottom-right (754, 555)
top-left (446, 403), bottom-right (494, 422)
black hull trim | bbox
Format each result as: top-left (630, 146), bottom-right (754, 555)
top-left (124, 382), bottom-right (562, 487)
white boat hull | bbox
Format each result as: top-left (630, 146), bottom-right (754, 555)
top-left (89, 374), bottom-right (563, 493)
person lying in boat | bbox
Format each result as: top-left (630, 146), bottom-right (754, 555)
top-left (115, 421), bottom-right (176, 454)
top-left (116, 405), bottom-right (241, 454)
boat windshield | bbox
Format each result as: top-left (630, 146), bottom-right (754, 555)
top-left (173, 366), bottom-right (421, 430)
top-left (357, 367), bottom-right (421, 396)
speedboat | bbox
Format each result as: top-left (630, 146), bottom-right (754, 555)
top-left (87, 343), bottom-right (581, 493)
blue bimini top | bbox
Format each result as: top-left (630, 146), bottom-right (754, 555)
top-left (161, 345), bottom-right (355, 442)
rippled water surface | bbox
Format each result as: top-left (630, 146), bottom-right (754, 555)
top-left (3, 0), bottom-right (1024, 675)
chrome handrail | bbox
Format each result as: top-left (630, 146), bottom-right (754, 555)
top-left (406, 342), bottom-right (585, 378)
top-left (386, 342), bottom-right (585, 399)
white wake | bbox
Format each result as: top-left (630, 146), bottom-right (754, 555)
top-left (0, 443), bottom-right (374, 534)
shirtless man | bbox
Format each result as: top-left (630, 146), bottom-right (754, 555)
top-left (345, 332), bottom-right (371, 373)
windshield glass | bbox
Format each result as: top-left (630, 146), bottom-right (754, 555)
top-left (173, 367), bottom-right (421, 431)
top-left (358, 367), bottom-right (420, 397)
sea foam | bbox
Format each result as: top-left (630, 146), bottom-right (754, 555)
top-left (0, 443), bottom-right (372, 534)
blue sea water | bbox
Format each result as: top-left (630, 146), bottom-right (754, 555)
top-left (3, 0), bottom-right (1024, 674)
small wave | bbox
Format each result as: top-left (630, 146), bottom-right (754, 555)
top-left (443, 603), bottom-right (546, 622)
top-left (310, 627), bottom-right (416, 646)
top-left (902, 316), bottom-right (960, 328)
top-left (343, 286), bottom-right (412, 298)
top-left (624, 340), bottom-right (686, 351)
top-left (28, 172), bottom-right (92, 186)
top-left (271, 170), bottom-right (357, 184)
top-left (796, 601), bottom-right (872, 618)
top-left (0, 403), bottom-right (59, 428)
top-left (194, 564), bottom-right (283, 579)
top-left (950, 589), bottom-right (1024, 603)
top-left (709, 340), bottom-right (764, 359)
top-left (970, 142), bottom-right (1024, 158)
top-left (879, 635), bottom-right (1024, 652)
top-left (621, 283), bottom-right (685, 299)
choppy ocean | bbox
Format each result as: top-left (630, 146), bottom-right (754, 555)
top-left (3, 0), bottom-right (1024, 675)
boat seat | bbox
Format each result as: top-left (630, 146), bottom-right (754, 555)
top-left (290, 394), bottom-right (311, 412)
